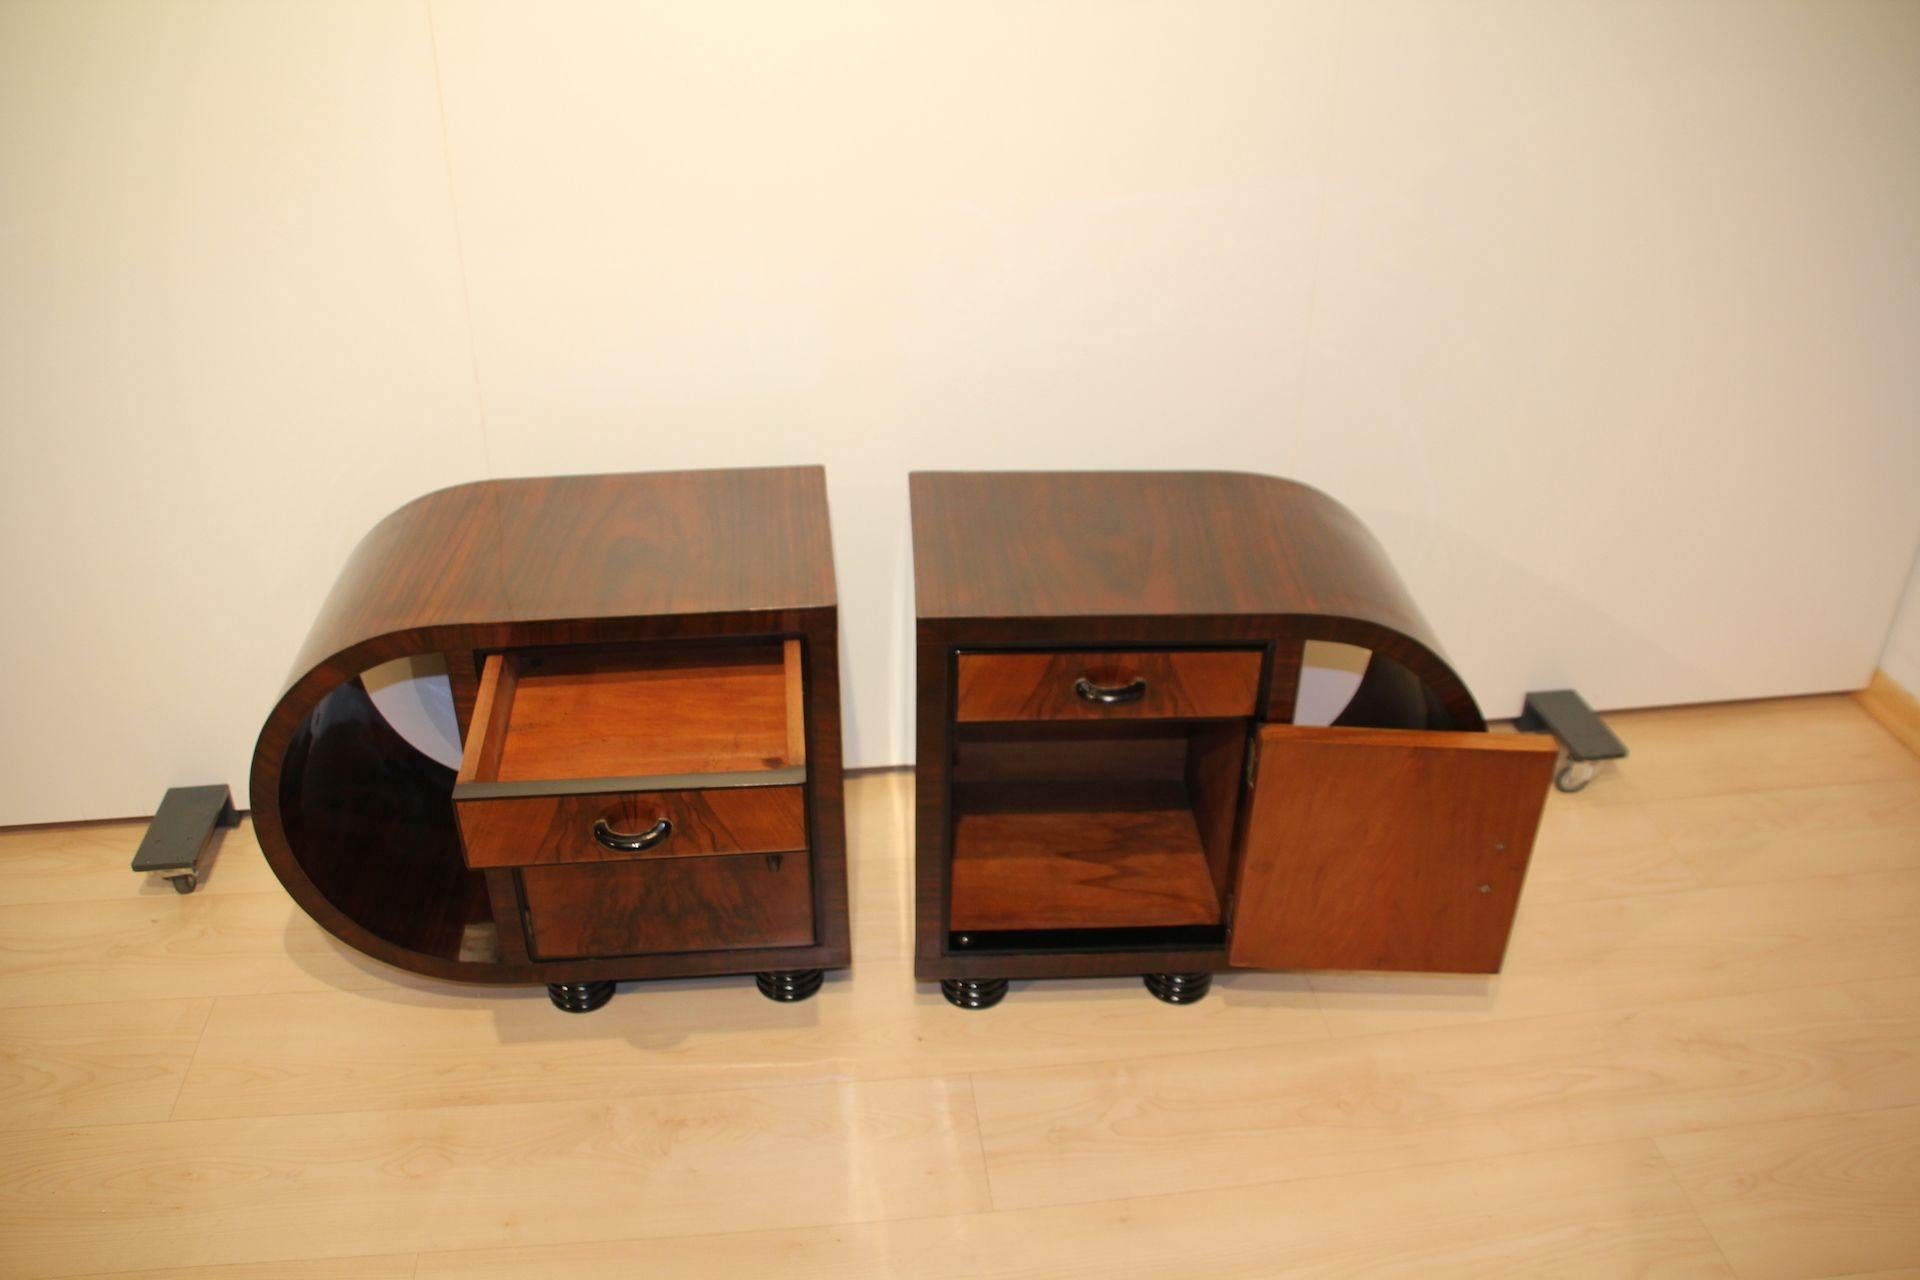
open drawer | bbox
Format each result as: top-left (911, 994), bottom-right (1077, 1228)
top-left (452, 639), bottom-right (808, 872)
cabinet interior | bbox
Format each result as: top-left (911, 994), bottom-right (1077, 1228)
top-left (947, 721), bottom-right (1246, 940)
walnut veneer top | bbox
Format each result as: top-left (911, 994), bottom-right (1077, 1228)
top-left (909, 470), bottom-right (1432, 631)
top-left (286, 466), bottom-right (835, 694)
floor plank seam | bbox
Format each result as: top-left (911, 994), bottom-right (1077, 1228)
top-left (159, 995), bottom-right (219, 1123)
top-left (1581, 768), bottom-right (1920, 809)
top-left (965, 1073), bottom-right (1000, 1213)
top-left (387, 1129), bottom-right (1804, 1277)
top-left (403, 1200), bottom-right (1008, 1275)
top-left (1648, 1129), bottom-right (1752, 1280)
top-left (10, 953), bottom-right (1914, 1134)
top-left (151, 1012), bottom-right (1340, 1126)
top-left (128, 962), bottom-right (1920, 1129)
top-left (967, 964), bottom-right (1920, 1066)
top-left (163, 998), bottom-right (218, 1122)
top-left (38, 1063), bottom-right (996, 1136)
top-left (1652, 1098), bottom-right (1920, 1148)
top-left (961, 1097), bottom-right (1920, 1224)
top-left (1298, 975), bottom-right (1340, 1041)
top-left (58, 1250), bottom-right (423, 1280)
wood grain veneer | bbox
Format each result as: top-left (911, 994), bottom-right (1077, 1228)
top-left (948, 805), bottom-right (1221, 932)
top-left (1229, 725), bottom-right (1557, 973)
top-left (464, 642), bottom-right (800, 783)
top-left (955, 650), bottom-right (1260, 722)
top-left (521, 853), bottom-right (814, 959)
top-left (249, 467), bottom-right (848, 987)
top-left (455, 785), bottom-right (806, 870)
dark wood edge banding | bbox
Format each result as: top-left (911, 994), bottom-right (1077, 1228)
top-left (452, 767), bottom-right (808, 803)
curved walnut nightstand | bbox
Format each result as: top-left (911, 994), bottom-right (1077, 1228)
top-left (250, 466), bottom-right (848, 1012)
top-left (910, 471), bottom-right (1557, 1009)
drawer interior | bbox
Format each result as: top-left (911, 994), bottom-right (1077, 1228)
top-left (947, 721), bottom-right (1244, 935)
top-left (459, 639), bottom-right (806, 785)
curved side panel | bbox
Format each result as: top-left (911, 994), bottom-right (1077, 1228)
top-left (251, 656), bottom-right (515, 983)
top-left (249, 468), bottom-right (841, 984)
top-left (1250, 477), bottom-right (1483, 731)
top-left (1276, 615), bottom-right (1483, 732)
top-left (276, 679), bottom-right (494, 968)
top-left (1333, 650), bottom-right (1454, 731)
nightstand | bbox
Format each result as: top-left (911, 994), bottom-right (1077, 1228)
top-left (910, 470), bottom-right (1556, 1009)
top-left (251, 466), bottom-right (848, 1012)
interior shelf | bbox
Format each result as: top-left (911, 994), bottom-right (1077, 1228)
top-left (949, 786), bottom-right (1223, 931)
top-left (945, 714), bottom-right (1247, 937)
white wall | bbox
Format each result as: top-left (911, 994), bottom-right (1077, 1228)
top-left (4, 0), bottom-right (1918, 824)
top-left (1882, 550), bottom-right (1920, 697)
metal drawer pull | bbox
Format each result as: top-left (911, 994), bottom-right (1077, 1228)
top-left (592, 817), bottom-right (672, 852)
top-left (1074, 675), bottom-right (1148, 705)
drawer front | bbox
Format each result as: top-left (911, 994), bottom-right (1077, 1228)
top-left (456, 784), bottom-right (806, 870)
top-left (956, 650), bottom-right (1262, 722)
top-left (521, 853), bottom-right (813, 959)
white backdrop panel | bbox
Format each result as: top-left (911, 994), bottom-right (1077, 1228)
top-left (2, 0), bottom-right (1917, 822)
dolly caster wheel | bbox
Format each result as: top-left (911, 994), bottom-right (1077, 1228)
top-left (941, 978), bottom-right (1008, 1010)
top-left (1144, 972), bottom-right (1212, 1004)
top-left (167, 874), bottom-right (196, 895)
top-left (756, 969), bottom-right (824, 1002)
top-left (547, 981), bottom-right (615, 1013)
top-left (1555, 760), bottom-right (1596, 793)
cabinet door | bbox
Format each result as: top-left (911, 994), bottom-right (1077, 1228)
top-left (1229, 725), bottom-right (1556, 974)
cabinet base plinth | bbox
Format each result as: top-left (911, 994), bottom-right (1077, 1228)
top-left (941, 977), bottom-right (1009, 1010)
top-left (548, 980), bottom-right (616, 1013)
top-left (1144, 972), bottom-right (1212, 1004)
top-left (756, 969), bottom-right (824, 1002)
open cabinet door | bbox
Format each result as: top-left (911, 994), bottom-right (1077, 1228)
top-left (1229, 725), bottom-right (1557, 974)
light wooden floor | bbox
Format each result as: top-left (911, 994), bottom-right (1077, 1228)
top-left (2, 695), bottom-right (1918, 1279)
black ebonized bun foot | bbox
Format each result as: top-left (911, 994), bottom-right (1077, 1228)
top-left (1144, 972), bottom-right (1212, 1004)
top-left (756, 969), bottom-right (825, 1002)
top-left (547, 980), bottom-right (615, 1013)
top-left (941, 977), bottom-right (1009, 1010)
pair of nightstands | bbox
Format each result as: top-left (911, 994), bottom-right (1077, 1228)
top-left (251, 467), bottom-right (1553, 1013)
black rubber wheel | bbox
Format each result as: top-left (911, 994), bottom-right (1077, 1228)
top-left (1144, 972), bottom-right (1213, 1004)
top-left (547, 980), bottom-right (615, 1013)
top-left (169, 874), bottom-right (196, 894)
top-left (756, 969), bottom-right (825, 1002)
top-left (941, 977), bottom-right (1009, 1010)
